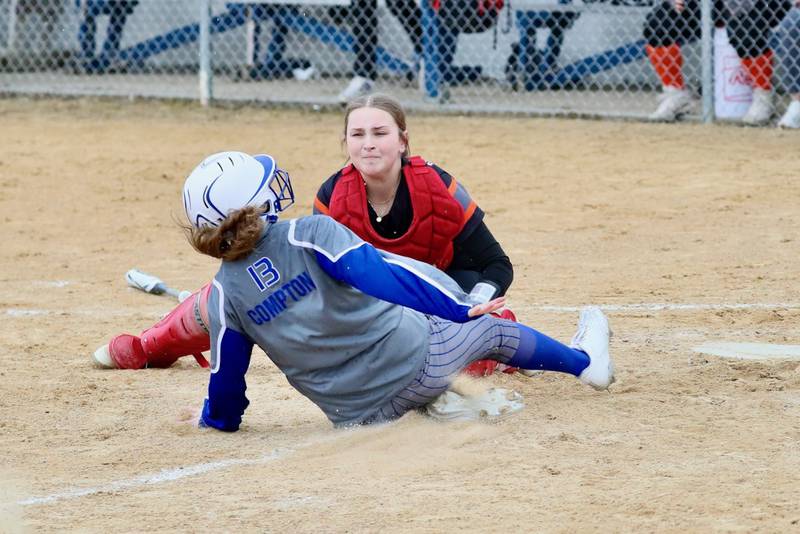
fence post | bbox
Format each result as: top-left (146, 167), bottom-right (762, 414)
top-left (199, 0), bottom-right (213, 106)
top-left (700, 0), bottom-right (713, 123)
top-left (5, 0), bottom-right (18, 53)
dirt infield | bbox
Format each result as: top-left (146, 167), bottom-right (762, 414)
top-left (1, 97), bottom-right (799, 533)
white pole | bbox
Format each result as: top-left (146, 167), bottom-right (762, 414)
top-left (700, 0), bottom-right (713, 123)
top-left (199, 0), bottom-right (212, 106)
top-left (245, 6), bottom-right (255, 68)
top-left (7, 0), bottom-right (19, 52)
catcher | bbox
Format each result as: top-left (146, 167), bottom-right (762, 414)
top-left (315, 93), bottom-right (516, 376)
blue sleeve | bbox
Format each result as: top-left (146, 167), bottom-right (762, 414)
top-left (200, 327), bottom-right (254, 432)
top-left (314, 244), bottom-right (473, 322)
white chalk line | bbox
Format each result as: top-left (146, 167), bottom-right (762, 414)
top-left (6, 279), bottom-right (799, 314)
top-left (520, 302), bottom-right (800, 313)
top-left (17, 450), bottom-right (284, 506)
top-left (3, 309), bottom-right (165, 318)
top-left (32, 280), bottom-right (71, 288)
top-left (16, 430), bottom-right (347, 507)
top-left (5, 302), bottom-right (800, 318)
top-left (0, 280), bottom-right (71, 288)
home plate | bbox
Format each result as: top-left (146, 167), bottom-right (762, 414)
top-left (693, 342), bottom-right (800, 361)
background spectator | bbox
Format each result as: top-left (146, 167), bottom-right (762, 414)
top-left (76, 0), bottom-right (139, 73)
top-left (433, 0), bottom-right (506, 88)
top-left (338, 0), bottom-right (423, 102)
top-left (5, 1), bottom-right (65, 69)
top-left (644, 0), bottom-right (791, 124)
top-left (242, 5), bottom-right (315, 81)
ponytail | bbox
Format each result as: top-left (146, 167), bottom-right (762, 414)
top-left (185, 206), bottom-right (265, 262)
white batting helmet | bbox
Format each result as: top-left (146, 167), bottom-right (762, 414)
top-left (182, 151), bottom-right (295, 229)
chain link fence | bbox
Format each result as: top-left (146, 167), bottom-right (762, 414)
top-left (1, 0), bottom-right (797, 123)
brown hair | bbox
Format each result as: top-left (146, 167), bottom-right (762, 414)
top-left (343, 93), bottom-right (410, 157)
top-left (185, 205), bottom-right (265, 262)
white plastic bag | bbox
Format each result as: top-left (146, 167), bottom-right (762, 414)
top-left (714, 27), bottom-right (753, 119)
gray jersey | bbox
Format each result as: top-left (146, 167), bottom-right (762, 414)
top-left (205, 215), bottom-right (479, 427)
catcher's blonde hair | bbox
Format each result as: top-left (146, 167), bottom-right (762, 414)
top-left (343, 93), bottom-right (410, 158)
top-left (185, 206), bottom-right (265, 262)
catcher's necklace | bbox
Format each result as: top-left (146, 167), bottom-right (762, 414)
top-left (366, 179), bottom-right (400, 223)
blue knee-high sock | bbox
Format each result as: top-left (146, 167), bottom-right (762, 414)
top-left (508, 324), bottom-right (590, 376)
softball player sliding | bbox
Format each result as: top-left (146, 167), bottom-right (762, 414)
top-left (99, 93), bottom-right (519, 377)
top-left (95, 151), bottom-right (614, 429)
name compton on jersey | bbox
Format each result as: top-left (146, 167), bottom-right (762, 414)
top-left (246, 268), bottom-right (317, 325)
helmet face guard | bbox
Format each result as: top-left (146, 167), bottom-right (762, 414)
top-left (270, 168), bottom-right (295, 213)
top-left (254, 154), bottom-right (294, 221)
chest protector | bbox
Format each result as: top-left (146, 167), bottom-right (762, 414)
top-left (328, 156), bottom-right (465, 269)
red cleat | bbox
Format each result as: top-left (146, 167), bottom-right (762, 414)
top-left (462, 359), bottom-right (500, 377)
top-left (496, 308), bottom-right (517, 322)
